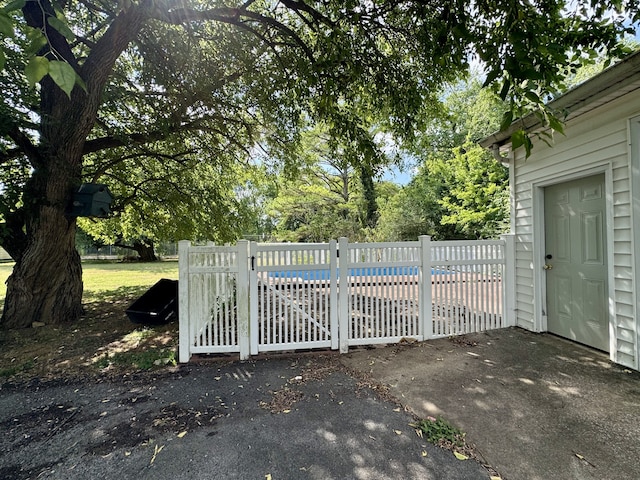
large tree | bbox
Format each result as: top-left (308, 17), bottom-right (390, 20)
top-left (0, 1), bottom-right (637, 329)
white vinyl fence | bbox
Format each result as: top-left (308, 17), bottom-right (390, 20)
top-left (179, 235), bottom-right (515, 362)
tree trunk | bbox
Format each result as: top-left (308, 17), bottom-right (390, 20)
top-left (0, 1), bottom-right (150, 330)
top-left (133, 239), bottom-right (158, 262)
top-left (1, 177), bottom-right (83, 329)
top-left (359, 164), bottom-right (379, 229)
top-left (115, 238), bottom-right (159, 262)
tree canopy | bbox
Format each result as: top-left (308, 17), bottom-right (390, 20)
top-left (376, 77), bottom-right (510, 241)
top-left (0, 0), bottom-right (638, 328)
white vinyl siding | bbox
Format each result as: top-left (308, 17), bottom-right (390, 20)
top-left (511, 88), bottom-right (640, 369)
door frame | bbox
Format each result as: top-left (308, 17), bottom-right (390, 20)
top-left (630, 115), bottom-right (640, 370)
top-left (531, 163), bottom-right (616, 358)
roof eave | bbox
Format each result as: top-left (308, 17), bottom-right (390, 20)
top-left (479, 50), bottom-right (640, 149)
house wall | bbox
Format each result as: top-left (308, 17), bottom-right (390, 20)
top-left (511, 86), bottom-right (640, 369)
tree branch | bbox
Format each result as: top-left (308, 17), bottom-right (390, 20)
top-left (155, 6), bottom-right (316, 63)
top-left (5, 126), bottom-right (42, 168)
top-left (87, 149), bottom-right (195, 183)
top-left (278, 0), bottom-right (336, 28)
top-left (83, 130), bottom-right (174, 154)
top-left (83, 111), bottom-right (256, 156)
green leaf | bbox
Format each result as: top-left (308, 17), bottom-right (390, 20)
top-left (49, 60), bottom-right (76, 97)
top-left (25, 27), bottom-right (48, 55)
top-left (500, 111), bottom-right (513, 131)
top-left (498, 79), bottom-right (510, 101)
top-left (548, 115), bottom-right (565, 135)
top-left (523, 135), bottom-right (533, 157)
top-left (75, 73), bottom-right (88, 93)
top-left (482, 68), bottom-right (501, 88)
top-left (2, 0), bottom-right (27, 13)
top-left (3, 0), bottom-right (26, 13)
top-left (47, 16), bottom-right (75, 42)
top-left (511, 129), bottom-right (526, 150)
top-left (0, 12), bottom-right (14, 37)
top-left (0, 50), bottom-right (4, 71)
top-left (25, 56), bottom-right (50, 86)
top-left (524, 91), bottom-right (540, 103)
top-left (453, 452), bottom-right (468, 460)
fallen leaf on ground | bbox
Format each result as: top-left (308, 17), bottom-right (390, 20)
top-left (421, 450), bottom-right (428, 457)
top-left (394, 430), bottom-right (402, 435)
top-left (177, 431), bottom-right (187, 438)
top-left (150, 444), bottom-right (164, 465)
top-left (453, 452), bottom-right (468, 460)
top-left (574, 452), bottom-right (596, 467)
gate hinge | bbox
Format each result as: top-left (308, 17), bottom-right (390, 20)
top-left (251, 256), bottom-right (255, 271)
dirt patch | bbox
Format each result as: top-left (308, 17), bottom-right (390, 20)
top-left (0, 403), bottom-right (80, 450)
top-left (85, 403), bottom-right (223, 456)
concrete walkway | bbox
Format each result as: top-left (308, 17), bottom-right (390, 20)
top-left (341, 327), bottom-right (640, 480)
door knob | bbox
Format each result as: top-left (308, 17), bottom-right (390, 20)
top-left (543, 264), bottom-right (553, 270)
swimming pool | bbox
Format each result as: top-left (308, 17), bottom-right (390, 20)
top-left (269, 266), bottom-right (450, 280)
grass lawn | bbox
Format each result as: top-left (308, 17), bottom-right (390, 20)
top-left (0, 260), bottom-right (181, 382)
top-left (0, 260), bottom-right (178, 303)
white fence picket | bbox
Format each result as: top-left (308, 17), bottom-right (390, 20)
top-left (179, 237), bottom-right (512, 361)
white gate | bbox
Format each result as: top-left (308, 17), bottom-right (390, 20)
top-left (178, 242), bottom-right (250, 360)
top-left (430, 241), bottom-right (506, 337)
top-left (339, 238), bottom-right (426, 350)
top-left (248, 242), bottom-right (338, 354)
top-left (179, 236), bottom-right (515, 362)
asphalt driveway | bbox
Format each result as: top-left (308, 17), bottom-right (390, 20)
top-left (341, 327), bottom-right (640, 480)
top-left (0, 356), bottom-right (489, 480)
top-left (3, 327), bottom-right (637, 479)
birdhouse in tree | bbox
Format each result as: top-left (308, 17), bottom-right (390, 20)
top-left (69, 183), bottom-right (113, 218)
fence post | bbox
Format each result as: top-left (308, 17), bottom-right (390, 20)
top-left (338, 237), bottom-right (349, 353)
top-left (178, 240), bottom-right (191, 363)
top-left (501, 233), bottom-right (517, 327)
top-left (249, 241), bottom-right (259, 355)
top-left (419, 235), bottom-right (433, 340)
top-left (237, 240), bottom-right (250, 360)
top-left (329, 239), bottom-right (339, 350)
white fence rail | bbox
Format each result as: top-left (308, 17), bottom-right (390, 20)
top-left (179, 235), bottom-right (515, 362)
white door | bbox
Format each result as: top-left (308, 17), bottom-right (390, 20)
top-left (544, 174), bottom-right (609, 351)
